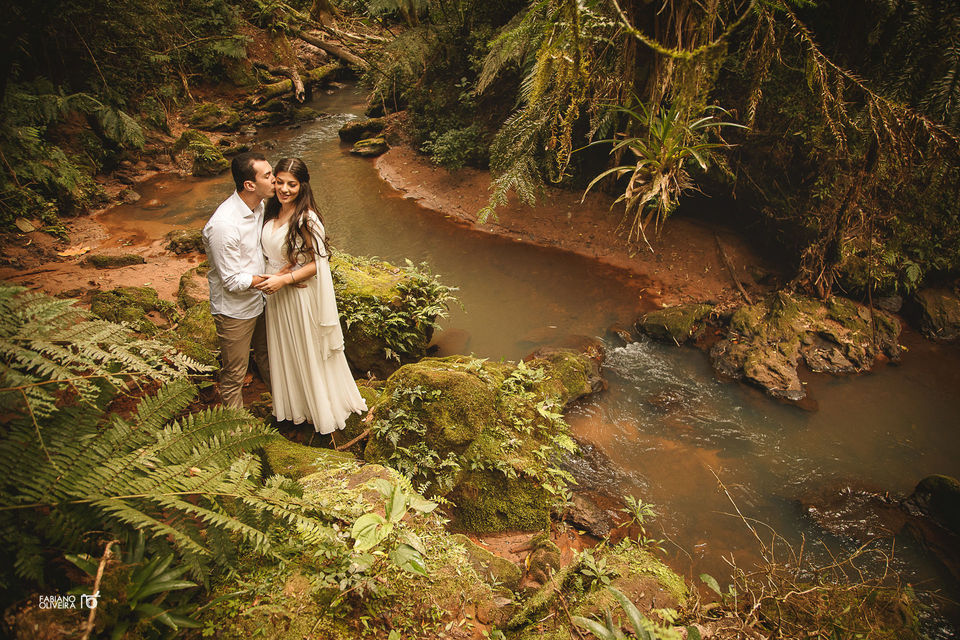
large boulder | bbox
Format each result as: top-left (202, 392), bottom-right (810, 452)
top-left (710, 292), bottom-right (901, 401)
top-left (165, 229), bottom-right (205, 255)
top-left (363, 352), bottom-right (598, 533)
top-left (90, 286), bottom-right (176, 336)
top-left (173, 130), bottom-right (229, 177)
top-left (331, 252), bottom-right (455, 379)
top-left (912, 288), bottom-right (960, 340)
top-left (350, 137), bottom-right (388, 157)
top-left (185, 102), bottom-right (241, 132)
top-left (637, 303), bottom-right (713, 344)
top-left (338, 117), bottom-right (386, 143)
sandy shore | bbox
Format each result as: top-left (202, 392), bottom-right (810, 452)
top-left (376, 145), bottom-right (774, 308)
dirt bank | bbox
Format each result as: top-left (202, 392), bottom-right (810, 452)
top-left (376, 145), bottom-right (776, 309)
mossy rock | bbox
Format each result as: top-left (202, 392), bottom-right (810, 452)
top-left (261, 437), bottom-right (356, 479)
top-left (908, 474), bottom-right (960, 535)
top-left (912, 288), bottom-right (960, 341)
top-left (338, 117), bottom-right (387, 143)
top-left (331, 252), bottom-right (445, 378)
top-left (165, 228), bottom-right (205, 255)
top-left (186, 102), bottom-right (241, 132)
top-left (177, 266), bottom-right (208, 309)
top-left (173, 130), bottom-right (229, 177)
top-left (449, 534), bottom-right (523, 590)
top-left (84, 253), bottom-right (145, 269)
top-left (711, 292), bottom-right (901, 401)
top-left (170, 301), bottom-right (218, 366)
top-left (291, 106), bottom-right (319, 122)
top-left (364, 355), bottom-right (581, 533)
top-left (90, 286), bottom-right (175, 335)
top-left (335, 384), bottom-right (382, 457)
top-left (526, 347), bottom-right (603, 407)
top-left (350, 137), bottom-right (388, 157)
top-left (638, 303), bottom-right (713, 344)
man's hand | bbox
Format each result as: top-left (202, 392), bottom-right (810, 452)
top-left (250, 275), bottom-right (267, 288)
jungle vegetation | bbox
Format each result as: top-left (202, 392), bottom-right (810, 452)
top-left (2, 0), bottom-right (958, 297)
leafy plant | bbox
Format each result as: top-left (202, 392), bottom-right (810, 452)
top-left (619, 496), bottom-right (665, 553)
top-left (571, 586), bottom-right (695, 640)
top-left (0, 285), bottom-right (329, 583)
top-left (351, 478), bottom-right (438, 576)
top-left (68, 533), bottom-right (201, 639)
top-left (583, 102), bottom-right (745, 251)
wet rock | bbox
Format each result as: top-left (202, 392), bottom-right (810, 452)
top-left (291, 106), bottom-right (319, 123)
top-left (165, 229), bottom-right (205, 255)
top-left (119, 188), bottom-right (141, 203)
top-left (350, 137), bottom-right (388, 157)
top-left (338, 117), bottom-right (386, 143)
top-left (904, 474), bottom-right (960, 535)
top-left (606, 323), bottom-right (635, 346)
top-left (876, 295), bottom-right (903, 313)
top-left (173, 129), bottom-right (229, 177)
top-left (912, 288), bottom-right (960, 341)
top-left (141, 198), bottom-right (166, 210)
top-left (85, 253), bottom-right (145, 269)
top-left (449, 534), bottom-right (523, 590)
top-left (638, 303), bottom-right (713, 344)
top-left (524, 346), bottom-right (605, 406)
top-left (710, 292), bottom-right (901, 401)
top-left (526, 535), bottom-right (562, 587)
top-left (563, 492), bottom-right (614, 538)
top-left (185, 101), bottom-right (241, 132)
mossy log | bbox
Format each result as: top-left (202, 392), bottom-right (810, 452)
top-left (255, 63), bottom-right (340, 102)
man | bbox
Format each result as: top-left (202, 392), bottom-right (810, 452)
top-left (202, 152), bottom-right (274, 408)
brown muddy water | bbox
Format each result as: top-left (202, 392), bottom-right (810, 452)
top-left (101, 86), bottom-right (960, 635)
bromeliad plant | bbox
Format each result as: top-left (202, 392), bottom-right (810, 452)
top-left (583, 101), bottom-right (746, 251)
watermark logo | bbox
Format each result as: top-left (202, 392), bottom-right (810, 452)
top-left (38, 591), bottom-right (99, 610)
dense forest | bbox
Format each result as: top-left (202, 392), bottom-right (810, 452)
top-left (2, 0), bottom-right (960, 638)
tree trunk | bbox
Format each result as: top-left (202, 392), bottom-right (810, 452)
top-left (252, 63), bottom-right (339, 103)
top-left (253, 63), bottom-right (305, 102)
top-left (292, 29), bottom-right (369, 70)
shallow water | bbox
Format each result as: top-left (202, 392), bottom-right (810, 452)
top-left (103, 85), bottom-right (960, 632)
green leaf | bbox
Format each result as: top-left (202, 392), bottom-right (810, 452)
top-left (386, 484), bottom-right (407, 523)
top-left (571, 615), bottom-right (617, 640)
top-left (352, 513), bottom-right (387, 551)
top-left (390, 543), bottom-right (428, 576)
top-left (64, 553), bottom-right (98, 576)
top-left (406, 493), bottom-right (438, 514)
top-left (700, 573), bottom-right (722, 596)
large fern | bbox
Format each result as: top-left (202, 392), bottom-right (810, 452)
top-left (0, 285), bottom-right (333, 584)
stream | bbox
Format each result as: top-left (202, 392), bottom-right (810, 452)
top-left (99, 85), bottom-right (960, 635)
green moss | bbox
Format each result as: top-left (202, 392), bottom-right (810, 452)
top-left (449, 534), bottom-right (523, 589)
top-left (186, 102), bottom-right (241, 131)
top-left (166, 229), bottom-right (205, 255)
top-left (639, 303), bottom-right (714, 344)
top-left (171, 301), bottom-right (217, 366)
top-left (261, 437), bottom-right (356, 479)
top-left (85, 253), bottom-right (145, 268)
top-left (90, 286), bottom-right (175, 335)
top-left (177, 267), bottom-right (208, 309)
top-left (449, 469), bottom-right (552, 532)
top-left (350, 137), bottom-right (388, 157)
top-left (338, 117), bottom-right (387, 143)
top-left (291, 106), bottom-right (319, 122)
top-left (527, 348), bottom-right (599, 406)
top-left (173, 130), bottom-right (229, 176)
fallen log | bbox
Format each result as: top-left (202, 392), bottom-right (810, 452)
top-left (253, 63), bottom-right (305, 102)
top-left (253, 63), bottom-right (340, 103)
top-left (293, 28), bottom-right (369, 70)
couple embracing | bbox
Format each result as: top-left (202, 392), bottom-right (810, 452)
top-left (202, 152), bottom-right (366, 434)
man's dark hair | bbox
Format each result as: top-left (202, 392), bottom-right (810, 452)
top-left (231, 152), bottom-right (268, 192)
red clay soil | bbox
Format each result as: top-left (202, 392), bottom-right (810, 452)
top-left (377, 145), bottom-right (776, 309)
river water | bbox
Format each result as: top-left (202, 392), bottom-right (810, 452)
top-left (100, 86), bottom-right (960, 632)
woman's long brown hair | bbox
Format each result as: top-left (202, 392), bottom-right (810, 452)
top-left (263, 157), bottom-right (331, 265)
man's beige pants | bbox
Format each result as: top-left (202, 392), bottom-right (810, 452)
top-left (213, 313), bottom-right (271, 409)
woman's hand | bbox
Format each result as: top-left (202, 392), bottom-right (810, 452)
top-left (276, 263), bottom-right (307, 288)
top-left (254, 273), bottom-right (292, 295)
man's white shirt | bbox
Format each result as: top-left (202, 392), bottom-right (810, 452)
top-left (202, 191), bottom-right (266, 319)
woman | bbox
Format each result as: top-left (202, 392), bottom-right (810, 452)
top-left (255, 157), bottom-right (366, 433)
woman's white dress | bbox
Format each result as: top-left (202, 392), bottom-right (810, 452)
top-left (261, 211), bottom-right (366, 433)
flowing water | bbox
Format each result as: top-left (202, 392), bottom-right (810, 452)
top-left (101, 86), bottom-right (960, 633)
